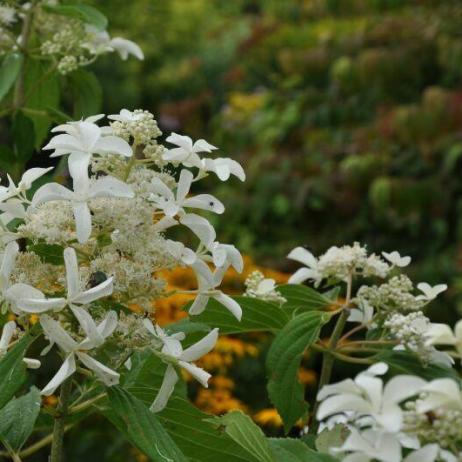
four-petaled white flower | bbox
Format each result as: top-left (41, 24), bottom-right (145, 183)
top-left (8, 247), bottom-right (113, 315)
top-left (32, 157), bottom-right (134, 243)
top-left (416, 282), bottom-right (447, 301)
top-left (150, 169), bottom-right (224, 217)
top-left (348, 300), bottom-right (374, 324)
top-left (40, 309), bottom-right (119, 395)
top-left (287, 246), bottom-right (321, 285)
top-left (206, 241), bottom-right (243, 272)
top-left (382, 251), bottom-right (411, 268)
top-left (143, 319), bottom-right (218, 412)
top-left (43, 120), bottom-right (132, 166)
top-left (415, 378), bottom-right (462, 414)
top-left (317, 362), bottom-right (426, 433)
top-left (84, 28), bottom-right (144, 61)
top-left (189, 264), bottom-right (242, 320)
top-left (108, 109), bottom-right (144, 123)
top-left (163, 133), bottom-right (217, 169)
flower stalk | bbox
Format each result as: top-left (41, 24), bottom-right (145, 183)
top-left (50, 379), bottom-right (73, 462)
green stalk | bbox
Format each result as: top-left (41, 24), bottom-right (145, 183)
top-left (50, 379), bottom-right (72, 462)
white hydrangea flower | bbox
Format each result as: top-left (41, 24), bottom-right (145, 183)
top-left (32, 157), bottom-right (134, 243)
top-left (8, 247), bottom-right (113, 315)
top-left (382, 251), bottom-right (411, 268)
top-left (416, 283), bottom-right (448, 301)
top-left (43, 120), bottom-right (132, 165)
top-left (143, 320), bottom-right (218, 412)
top-left (348, 300), bottom-right (374, 324)
top-left (201, 157), bottom-right (245, 182)
top-left (244, 270), bottom-right (286, 305)
top-left (317, 362), bottom-right (426, 433)
top-left (287, 247), bottom-right (321, 285)
top-left (425, 320), bottom-right (462, 358)
top-left (40, 310), bottom-right (119, 395)
top-left (163, 133), bottom-right (217, 169)
top-left (150, 169), bottom-right (224, 217)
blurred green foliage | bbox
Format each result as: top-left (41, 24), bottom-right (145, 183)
top-left (92, 0), bottom-right (462, 319)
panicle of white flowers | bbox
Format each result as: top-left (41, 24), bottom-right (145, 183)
top-left (0, 107), bottom-right (246, 410)
top-left (244, 270), bottom-right (286, 305)
top-left (0, 4), bottom-right (17, 27)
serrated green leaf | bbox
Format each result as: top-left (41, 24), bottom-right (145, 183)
top-left (28, 243), bottom-right (64, 265)
top-left (0, 334), bottom-right (34, 409)
top-left (278, 284), bottom-right (331, 314)
top-left (106, 386), bottom-right (189, 462)
top-left (43, 3), bottom-right (107, 30)
top-left (210, 410), bottom-right (275, 462)
top-left (268, 438), bottom-right (337, 462)
top-left (120, 352), bottom-right (257, 462)
top-left (0, 53), bottom-right (22, 102)
top-left (69, 69), bottom-right (103, 118)
top-left (0, 387), bottom-right (41, 451)
top-left (189, 296), bottom-right (289, 334)
top-left (266, 311), bottom-right (331, 432)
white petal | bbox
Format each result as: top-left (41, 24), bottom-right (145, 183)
top-left (68, 152), bottom-right (91, 192)
top-left (110, 37), bottom-right (144, 60)
top-left (176, 169), bottom-right (193, 202)
top-left (182, 194), bottom-right (225, 214)
top-left (317, 394), bottom-right (371, 420)
top-left (41, 354), bottom-right (76, 396)
top-left (0, 320), bottom-right (16, 351)
top-left (97, 310), bottom-right (118, 339)
top-left (40, 315), bottom-right (77, 352)
top-left (1, 240), bottom-right (18, 283)
top-left (166, 133), bottom-right (193, 151)
top-left (287, 247), bottom-right (317, 268)
top-left (64, 247), bottom-right (80, 299)
top-left (178, 360), bottom-right (211, 387)
top-left (77, 352), bottom-right (119, 386)
top-left (192, 139), bottom-right (217, 153)
top-left (73, 202), bottom-right (92, 244)
top-left (288, 267), bottom-right (317, 284)
top-left (94, 135), bottom-right (132, 157)
top-left (180, 328), bottom-right (219, 362)
top-left (404, 445), bottom-right (439, 462)
top-left (72, 277), bottom-right (113, 305)
top-left (213, 293), bottom-right (242, 321)
top-left (150, 365), bottom-right (178, 413)
top-left (32, 183), bottom-right (74, 206)
top-left (20, 167), bottom-right (53, 190)
top-left (189, 294), bottom-right (209, 316)
top-left (89, 176), bottom-right (134, 199)
top-left (71, 305), bottom-right (103, 348)
top-left (23, 357), bottom-right (41, 369)
top-left (180, 213), bottom-right (216, 246)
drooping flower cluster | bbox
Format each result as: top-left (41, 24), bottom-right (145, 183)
top-left (0, 108), bottom-right (245, 411)
top-left (316, 363), bottom-right (462, 461)
top-left (0, 1), bottom-right (143, 75)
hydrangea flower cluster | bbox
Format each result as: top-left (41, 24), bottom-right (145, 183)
top-left (244, 270), bottom-right (286, 305)
top-left (288, 243), bottom-right (449, 365)
top-left (0, 1), bottom-right (143, 75)
top-left (316, 363), bottom-right (462, 461)
top-left (0, 109), bottom-right (245, 411)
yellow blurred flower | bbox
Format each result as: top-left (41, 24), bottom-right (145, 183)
top-left (254, 408), bottom-right (283, 428)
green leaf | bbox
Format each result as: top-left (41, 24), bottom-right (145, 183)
top-left (375, 349), bottom-right (460, 381)
top-left (190, 296), bottom-right (289, 334)
top-left (278, 284), bottom-right (331, 314)
top-left (266, 311), bottom-right (331, 432)
top-left (209, 410), bottom-right (275, 462)
top-left (12, 111), bottom-right (35, 163)
top-left (23, 59), bottom-right (60, 148)
top-left (0, 335), bottom-right (34, 409)
top-left (106, 386), bottom-right (189, 462)
top-left (69, 69), bottom-right (103, 118)
top-left (0, 387), bottom-right (41, 451)
top-left (268, 438), bottom-right (337, 462)
top-left (315, 424), bottom-right (349, 455)
top-left (120, 352), bottom-right (259, 462)
top-left (43, 3), bottom-right (107, 30)
top-left (0, 53), bottom-right (22, 102)
top-left (28, 243), bottom-right (64, 265)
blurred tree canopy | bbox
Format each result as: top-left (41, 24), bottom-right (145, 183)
top-left (91, 0), bottom-right (462, 317)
